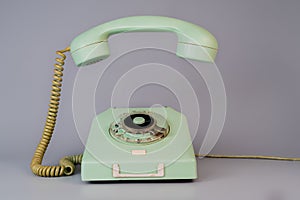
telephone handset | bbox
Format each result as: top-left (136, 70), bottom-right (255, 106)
top-left (31, 16), bottom-right (218, 181)
top-left (70, 16), bottom-right (218, 66)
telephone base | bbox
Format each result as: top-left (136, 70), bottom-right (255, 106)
top-left (81, 107), bottom-right (197, 181)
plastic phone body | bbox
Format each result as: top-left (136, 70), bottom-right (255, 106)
top-left (82, 107), bottom-right (197, 181)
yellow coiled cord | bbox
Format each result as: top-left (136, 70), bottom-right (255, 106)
top-left (31, 47), bottom-right (83, 177)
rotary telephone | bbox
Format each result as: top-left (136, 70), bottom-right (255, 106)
top-left (31, 16), bottom-right (219, 181)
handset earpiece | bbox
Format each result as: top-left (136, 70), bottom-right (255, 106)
top-left (70, 16), bottom-right (218, 66)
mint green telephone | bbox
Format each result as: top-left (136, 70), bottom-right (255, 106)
top-left (31, 16), bottom-right (218, 181)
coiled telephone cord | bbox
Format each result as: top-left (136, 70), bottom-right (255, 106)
top-left (31, 47), bottom-right (299, 178)
top-left (31, 47), bottom-right (83, 177)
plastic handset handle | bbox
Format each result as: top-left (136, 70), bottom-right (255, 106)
top-left (70, 16), bottom-right (218, 66)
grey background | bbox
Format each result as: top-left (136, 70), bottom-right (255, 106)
top-left (0, 0), bottom-right (300, 199)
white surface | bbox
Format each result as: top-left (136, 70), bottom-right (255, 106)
top-left (2, 158), bottom-right (299, 200)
